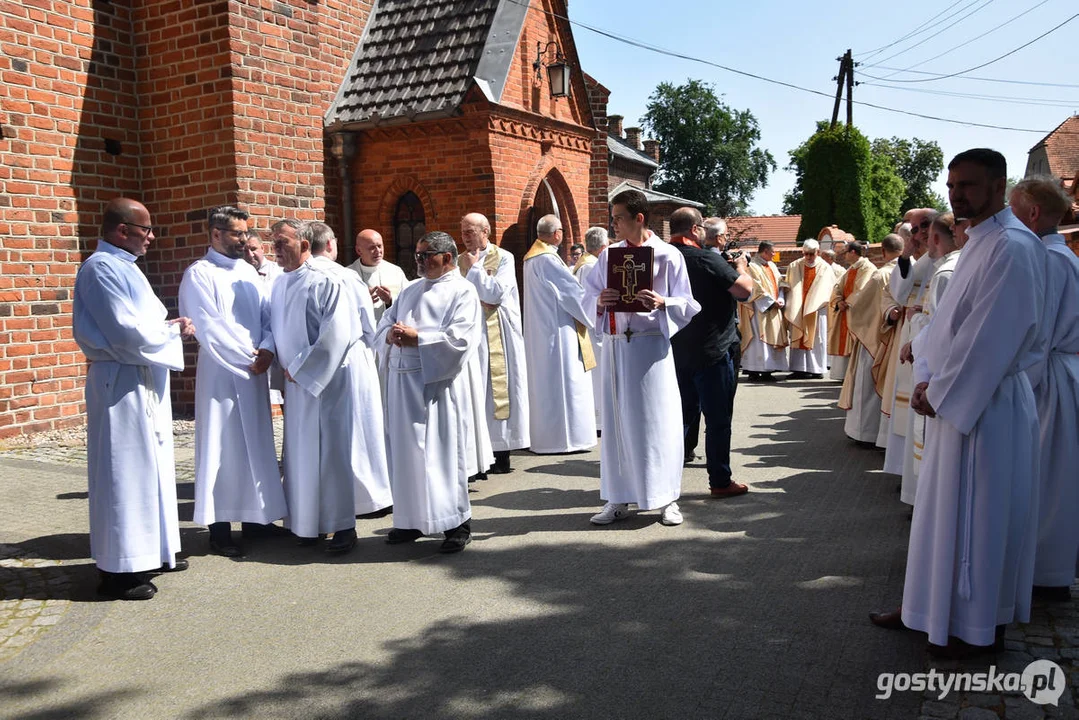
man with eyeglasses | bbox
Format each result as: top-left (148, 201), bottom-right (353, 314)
top-left (376, 232), bottom-right (482, 553)
top-left (73, 197), bottom-right (196, 600)
top-left (737, 241), bottom-right (789, 381)
top-left (878, 209), bottom-right (938, 457)
top-left (269, 219), bottom-right (369, 554)
top-left (178, 206), bottom-right (286, 558)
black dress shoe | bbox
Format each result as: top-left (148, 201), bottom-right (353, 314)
top-left (209, 523), bottom-right (244, 557)
top-left (356, 506), bottom-right (393, 519)
top-left (325, 528), bottom-right (357, 554)
top-left (489, 451), bottom-right (512, 474)
top-left (1032, 585), bottom-right (1072, 602)
top-left (97, 571), bottom-right (157, 601)
top-left (683, 452), bottom-right (699, 465)
top-left (241, 522), bottom-right (290, 539)
top-left (439, 533), bottom-right (472, 554)
top-left (386, 528), bottom-right (424, 544)
top-left (869, 607), bottom-right (907, 630)
top-left (295, 536), bottom-right (318, 546)
top-left (153, 558), bottom-right (189, 573)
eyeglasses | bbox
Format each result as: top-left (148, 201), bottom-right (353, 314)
top-left (213, 226), bottom-right (247, 238)
top-left (414, 250), bottom-right (446, 262)
top-left (124, 221), bottom-right (156, 235)
top-left (912, 219), bottom-right (931, 231)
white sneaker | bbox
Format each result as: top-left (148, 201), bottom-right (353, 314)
top-left (660, 502), bottom-right (683, 526)
top-left (590, 502), bottom-right (630, 525)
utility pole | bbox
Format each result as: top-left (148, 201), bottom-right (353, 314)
top-left (830, 49), bottom-right (854, 128)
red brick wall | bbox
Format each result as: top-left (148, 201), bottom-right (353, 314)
top-left (0, 1), bottom-right (143, 436)
top-left (583, 74), bottom-right (610, 229)
top-left (0, 0), bottom-right (371, 433)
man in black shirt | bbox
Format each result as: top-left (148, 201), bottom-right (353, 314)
top-left (669, 207), bottom-right (754, 498)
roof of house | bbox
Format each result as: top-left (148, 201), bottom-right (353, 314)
top-left (1028, 115), bottom-right (1079, 179)
top-left (609, 180), bottom-right (703, 208)
top-left (725, 215), bottom-right (803, 246)
top-left (608, 135), bottom-right (658, 169)
top-left (325, 0), bottom-right (528, 129)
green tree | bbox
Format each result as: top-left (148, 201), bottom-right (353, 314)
top-left (641, 80), bottom-right (776, 216)
top-left (793, 123), bottom-right (906, 244)
top-left (871, 137), bottom-right (946, 212)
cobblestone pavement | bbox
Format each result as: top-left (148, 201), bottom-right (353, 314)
top-left (0, 382), bottom-right (1075, 719)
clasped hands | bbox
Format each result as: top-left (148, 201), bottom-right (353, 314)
top-left (168, 317), bottom-right (197, 339)
top-left (370, 285), bottom-right (392, 307)
top-left (910, 381), bottom-right (936, 417)
top-left (598, 288), bottom-right (665, 311)
top-left (386, 322), bottom-right (419, 347)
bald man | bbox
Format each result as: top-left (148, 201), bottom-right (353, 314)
top-left (73, 198), bottom-right (196, 600)
top-left (347, 229), bottom-right (408, 323)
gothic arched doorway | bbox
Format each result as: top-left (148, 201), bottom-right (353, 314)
top-left (393, 191), bottom-right (425, 280)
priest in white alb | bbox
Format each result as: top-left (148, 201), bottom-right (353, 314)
top-left (243, 229), bottom-right (285, 405)
top-left (879, 209), bottom-right (936, 467)
top-left (304, 221), bottom-right (393, 521)
top-left (376, 232), bottom-right (482, 553)
top-left (871, 149), bottom-right (1050, 657)
top-left (1010, 176), bottom-right (1079, 602)
top-left (782, 239), bottom-right (832, 379)
top-left (523, 214), bottom-right (597, 453)
top-left (269, 220), bottom-right (372, 554)
top-left (574, 226), bottom-right (609, 432)
top-left (582, 189), bottom-right (700, 527)
top-left (899, 213), bottom-right (961, 507)
top-left (458, 212), bottom-right (529, 475)
top-left (179, 206), bottom-right (287, 558)
top-left (737, 241), bottom-right (788, 380)
top-left (73, 198), bottom-right (195, 601)
top-left (838, 236), bottom-right (902, 443)
top-left (347, 228), bottom-right (408, 324)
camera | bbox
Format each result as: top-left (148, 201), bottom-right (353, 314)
top-left (721, 240), bottom-right (744, 264)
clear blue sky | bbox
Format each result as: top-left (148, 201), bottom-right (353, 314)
top-left (568, 0), bottom-right (1077, 216)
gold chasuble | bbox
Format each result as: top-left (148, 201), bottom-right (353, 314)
top-left (844, 259), bottom-right (897, 398)
top-left (523, 240), bottom-right (596, 371)
top-left (460, 244), bottom-right (512, 420)
top-left (783, 260), bottom-right (833, 351)
top-left (738, 260), bottom-right (788, 353)
top-left (829, 257), bottom-right (874, 357)
top-left (572, 253), bottom-right (597, 277)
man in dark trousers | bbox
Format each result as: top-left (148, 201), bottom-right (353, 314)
top-left (668, 207), bottom-right (754, 497)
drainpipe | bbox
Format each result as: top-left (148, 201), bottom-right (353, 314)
top-left (330, 131), bottom-right (358, 264)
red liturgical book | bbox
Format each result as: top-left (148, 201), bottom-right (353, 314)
top-left (606, 246), bottom-right (654, 313)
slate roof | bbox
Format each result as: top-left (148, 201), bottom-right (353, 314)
top-left (608, 135), bottom-right (658, 169)
top-left (609, 180), bottom-right (703, 208)
top-left (326, 0), bottom-right (528, 129)
top-left (725, 215), bottom-right (803, 246)
top-left (1028, 115), bottom-right (1079, 179)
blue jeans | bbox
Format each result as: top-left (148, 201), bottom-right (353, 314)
top-left (677, 351), bottom-right (736, 488)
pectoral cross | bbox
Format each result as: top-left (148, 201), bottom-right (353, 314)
top-left (613, 254), bottom-right (647, 304)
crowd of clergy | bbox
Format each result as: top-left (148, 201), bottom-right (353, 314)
top-left (70, 147), bottom-right (1078, 664)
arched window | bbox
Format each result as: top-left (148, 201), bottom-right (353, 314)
top-left (394, 192), bottom-right (426, 279)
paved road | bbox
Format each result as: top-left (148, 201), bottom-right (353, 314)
top-left (0, 379), bottom-right (1074, 719)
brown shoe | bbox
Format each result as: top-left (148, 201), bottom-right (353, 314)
top-left (710, 482), bottom-right (749, 498)
top-left (868, 607), bottom-right (906, 630)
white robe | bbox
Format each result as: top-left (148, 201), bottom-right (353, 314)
top-left (347, 259), bottom-right (408, 324)
top-left (253, 259), bottom-right (285, 405)
top-left (826, 262), bottom-right (848, 378)
top-left (583, 236), bottom-right (701, 510)
top-left (462, 244), bottom-right (530, 452)
top-left (842, 344), bottom-right (881, 443)
top-left (523, 245), bottom-right (597, 453)
top-left (576, 256), bottom-right (604, 431)
top-left (73, 240), bottom-right (184, 573)
top-left (900, 250), bottom-right (960, 505)
top-left (271, 260), bottom-right (391, 537)
top-left (881, 254), bottom-right (934, 473)
top-left (376, 272), bottom-right (481, 534)
top-left (903, 208), bottom-right (1049, 647)
top-left (741, 257), bottom-right (789, 373)
top-left (309, 255), bottom-right (393, 514)
top-left (1030, 234), bottom-right (1079, 586)
top-left (178, 249), bottom-right (287, 526)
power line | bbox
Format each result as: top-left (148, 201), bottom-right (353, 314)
top-left (854, 0), bottom-right (970, 61)
top-left (860, 0), bottom-right (999, 70)
top-left (860, 81), bottom-right (1079, 108)
top-left (868, 65), bottom-right (1079, 88)
top-left (501, 0), bottom-right (1057, 133)
top-left (862, 13), bottom-right (1079, 83)
top-left (873, 0), bottom-right (1051, 78)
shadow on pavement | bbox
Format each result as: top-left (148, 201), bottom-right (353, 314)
top-left (0, 678), bottom-right (142, 720)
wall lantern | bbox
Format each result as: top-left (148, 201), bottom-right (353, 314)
top-left (534, 41), bottom-right (571, 98)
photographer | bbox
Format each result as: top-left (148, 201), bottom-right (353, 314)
top-left (669, 207), bottom-right (754, 498)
